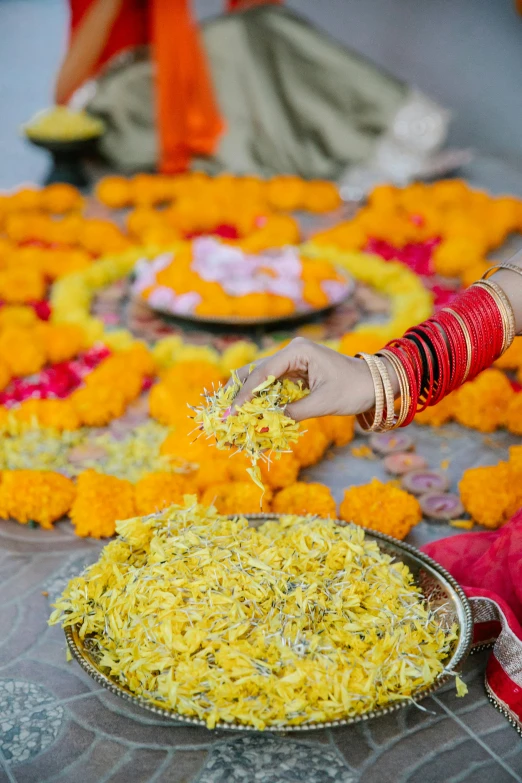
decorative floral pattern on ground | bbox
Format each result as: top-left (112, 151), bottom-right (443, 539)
top-left (0, 680), bottom-right (64, 766)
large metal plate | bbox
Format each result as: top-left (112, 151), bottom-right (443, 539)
top-left (65, 515), bottom-right (473, 732)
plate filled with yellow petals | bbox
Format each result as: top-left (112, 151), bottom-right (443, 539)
top-left (54, 499), bottom-right (472, 732)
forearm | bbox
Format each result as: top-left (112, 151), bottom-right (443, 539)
top-left (359, 255), bottom-right (522, 430)
top-left (55, 0), bottom-right (123, 104)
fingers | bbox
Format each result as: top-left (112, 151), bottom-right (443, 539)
top-left (232, 348), bottom-right (296, 410)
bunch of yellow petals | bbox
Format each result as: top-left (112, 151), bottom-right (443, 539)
top-left (70, 470), bottom-right (135, 538)
top-left (339, 479), bottom-right (421, 540)
top-left (459, 446), bottom-right (522, 529)
top-left (50, 499), bottom-right (459, 730)
top-left (194, 373), bottom-right (307, 489)
top-left (272, 482), bottom-right (337, 519)
top-left (0, 470), bottom-right (76, 529)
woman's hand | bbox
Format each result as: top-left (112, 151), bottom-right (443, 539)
top-left (231, 337), bottom-right (377, 421)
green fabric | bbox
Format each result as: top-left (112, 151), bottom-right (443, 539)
top-left (88, 6), bottom-right (408, 178)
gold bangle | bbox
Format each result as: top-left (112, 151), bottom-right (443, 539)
top-left (373, 355), bottom-right (395, 430)
top-left (356, 352), bottom-right (385, 431)
top-left (442, 307), bottom-right (473, 382)
top-left (472, 279), bottom-right (515, 354)
top-left (482, 261), bottom-right (522, 282)
top-left (378, 348), bottom-right (409, 427)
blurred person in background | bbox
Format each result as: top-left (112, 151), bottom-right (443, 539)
top-left (55, 0), bottom-right (454, 187)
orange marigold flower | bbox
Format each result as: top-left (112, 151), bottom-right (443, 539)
top-left (302, 279), bottom-right (329, 309)
top-left (95, 176), bottom-right (132, 209)
top-left (13, 399), bottom-right (80, 431)
top-left (71, 385), bottom-right (128, 427)
top-left (259, 452), bottom-right (300, 490)
top-left (201, 481), bottom-right (271, 514)
top-left (302, 181), bottom-right (341, 213)
top-left (0, 266), bottom-right (46, 303)
top-left (0, 327), bottom-right (46, 376)
top-left (432, 237), bottom-right (483, 278)
top-left (495, 337), bottom-right (522, 370)
top-left (272, 482), bottom-right (336, 518)
top-left (40, 248), bottom-right (92, 280)
top-left (162, 360), bottom-right (225, 392)
top-left (459, 260), bottom-right (493, 288)
top-left (70, 470), bottom-right (135, 538)
top-left (338, 332), bottom-right (383, 357)
top-left (319, 415), bottom-right (355, 447)
top-left (0, 470), bottom-right (75, 529)
top-left (339, 479), bottom-right (421, 540)
top-left (415, 394), bottom-right (456, 427)
top-left (134, 472), bottom-right (190, 516)
top-left (0, 357), bottom-right (11, 392)
top-left (36, 323), bottom-right (85, 364)
top-left (41, 183), bottom-right (83, 214)
top-left (291, 419), bottom-right (329, 467)
top-left (0, 306), bottom-right (38, 330)
top-left (453, 369), bottom-right (514, 433)
top-left (266, 176), bottom-right (306, 212)
top-left (505, 392), bottom-right (522, 436)
top-left (459, 462), bottom-right (521, 528)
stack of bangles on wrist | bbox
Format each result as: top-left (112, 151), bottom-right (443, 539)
top-left (356, 263), bottom-right (522, 432)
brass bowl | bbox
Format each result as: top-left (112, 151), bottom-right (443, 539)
top-left (65, 515), bottom-right (473, 732)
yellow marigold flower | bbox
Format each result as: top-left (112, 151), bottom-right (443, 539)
top-left (219, 341), bottom-right (258, 374)
top-left (0, 327), bottom-right (46, 376)
top-left (13, 399), bottom-right (80, 431)
top-left (134, 472), bottom-right (191, 516)
top-left (319, 415), bottom-right (355, 448)
top-left (339, 479), bottom-right (421, 540)
top-left (0, 470), bottom-right (75, 529)
top-left (459, 462), bottom-right (521, 528)
top-left (453, 369), bottom-right (514, 433)
top-left (201, 481), bottom-right (272, 514)
top-left (272, 482), bottom-right (336, 518)
top-left (70, 470), bottom-right (135, 538)
top-left (290, 419), bottom-right (329, 467)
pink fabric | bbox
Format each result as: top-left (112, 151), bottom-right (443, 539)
top-left (421, 510), bottom-right (522, 730)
